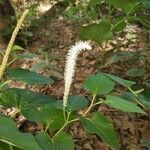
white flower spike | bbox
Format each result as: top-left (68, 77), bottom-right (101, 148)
top-left (63, 41), bottom-right (92, 107)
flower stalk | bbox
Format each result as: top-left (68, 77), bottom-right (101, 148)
top-left (0, 9), bottom-right (29, 80)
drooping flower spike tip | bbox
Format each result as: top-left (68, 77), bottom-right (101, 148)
top-left (63, 41), bottom-right (92, 107)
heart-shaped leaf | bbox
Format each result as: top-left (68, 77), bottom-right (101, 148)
top-left (79, 20), bottom-right (113, 42)
top-left (35, 132), bottom-right (74, 150)
top-left (0, 88), bottom-right (55, 111)
top-left (54, 132), bottom-right (74, 150)
top-left (7, 68), bottom-right (54, 85)
top-left (35, 133), bottom-right (55, 150)
top-left (83, 73), bottom-right (115, 95)
top-left (0, 115), bottom-right (42, 150)
top-left (23, 104), bottom-right (64, 130)
top-left (81, 112), bottom-right (119, 150)
top-left (105, 95), bottom-right (146, 114)
top-left (54, 95), bottom-right (89, 113)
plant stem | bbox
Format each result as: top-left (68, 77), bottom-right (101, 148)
top-left (7, 59), bottom-right (16, 67)
top-left (0, 80), bottom-right (11, 91)
top-left (44, 122), bottom-right (51, 133)
top-left (52, 117), bottom-right (80, 140)
top-left (68, 118), bottom-right (79, 124)
top-left (63, 105), bottom-right (67, 122)
top-left (66, 112), bottom-right (71, 122)
top-left (0, 9), bottom-right (29, 81)
top-left (9, 144), bottom-right (13, 150)
top-left (92, 101), bottom-right (103, 107)
top-left (108, 6), bottom-right (115, 18)
top-left (52, 122), bottom-right (68, 139)
top-left (82, 94), bottom-right (96, 116)
top-left (52, 95), bottom-right (97, 139)
top-left (129, 88), bottom-right (145, 109)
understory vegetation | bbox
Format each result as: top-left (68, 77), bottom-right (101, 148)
top-left (0, 0), bottom-right (149, 150)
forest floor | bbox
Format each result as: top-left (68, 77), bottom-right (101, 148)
top-left (0, 6), bottom-right (150, 150)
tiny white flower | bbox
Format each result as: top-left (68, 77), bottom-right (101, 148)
top-left (63, 41), bottom-right (92, 107)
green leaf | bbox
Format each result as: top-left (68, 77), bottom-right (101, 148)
top-left (88, 0), bottom-right (102, 7)
top-left (106, 0), bottom-right (139, 12)
top-left (54, 95), bottom-right (89, 113)
top-left (23, 104), bottom-right (64, 130)
top-left (103, 73), bottom-right (136, 88)
top-left (65, 5), bottom-right (79, 17)
top-left (83, 73), bottom-right (115, 95)
top-left (106, 51), bottom-right (134, 65)
top-left (0, 88), bottom-right (55, 110)
top-left (129, 16), bottom-right (150, 28)
top-left (105, 95), bottom-right (146, 114)
top-left (141, 139), bottom-right (150, 149)
top-left (126, 67), bottom-right (146, 77)
top-left (54, 132), bottom-right (74, 150)
top-left (0, 142), bottom-right (21, 150)
top-left (64, 0), bottom-right (76, 4)
top-left (122, 92), bottom-right (150, 111)
top-left (81, 112), bottom-right (119, 150)
top-left (79, 20), bottom-right (113, 42)
top-left (142, 0), bottom-right (150, 9)
top-left (7, 68), bottom-right (54, 85)
top-left (0, 115), bottom-right (42, 150)
top-left (106, 53), bottom-right (125, 65)
top-left (12, 45), bottom-right (25, 51)
top-left (35, 132), bottom-right (74, 150)
top-left (30, 61), bottom-right (47, 72)
top-left (35, 133), bottom-right (55, 150)
top-left (22, 31), bottom-right (33, 37)
top-left (111, 18), bottom-right (127, 33)
top-left (15, 53), bottom-right (39, 60)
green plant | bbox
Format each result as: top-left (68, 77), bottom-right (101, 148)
top-left (66, 0), bottom-right (149, 37)
top-left (0, 1), bottom-right (39, 48)
top-left (65, 0), bottom-right (150, 66)
top-left (0, 8), bottom-right (148, 150)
